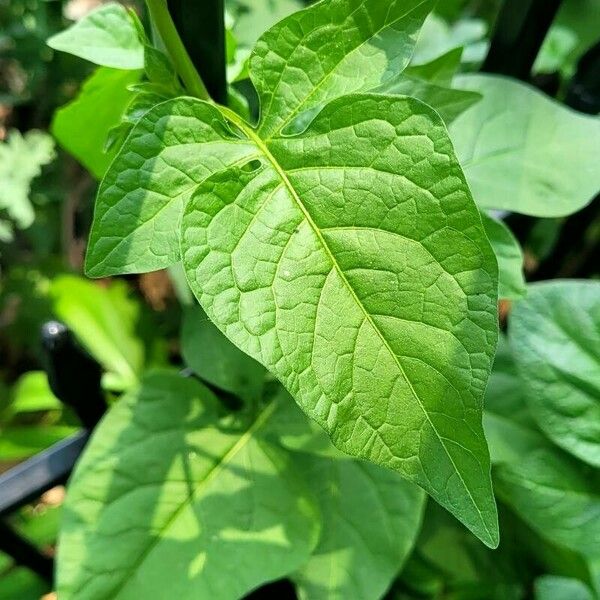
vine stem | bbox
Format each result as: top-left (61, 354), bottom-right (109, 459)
top-left (145, 0), bottom-right (211, 101)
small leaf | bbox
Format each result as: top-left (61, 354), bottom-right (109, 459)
top-left (47, 3), bottom-right (144, 69)
top-left (181, 305), bottom-right (266, 403)
top-left (292, 456), bottom-right (425, 600)
top-left (451, 74), bottom-right (600, 217)
top-left (510, 281), bottom-right (600, 467)
top-left (181, 94), bottom-right (499, 547)
top-left (56, 371), bottom-right (320, 599)
top-left (495, 446), bottom-right (600, 558)
top-left (52, 67), bottom-right (140, 178)
top-left (481, 213), bottom-right (526, 300)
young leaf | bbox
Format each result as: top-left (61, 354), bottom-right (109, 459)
top-left (451, 75), bottom-right (600, 217)
top-left (52, 67), bottom-right (141, 178)
top-left (181, 94), bottom-right (499, 547)
top-left (481, 213), bottom-right (526, 300)
top-left (509, 281), bottom-right (600, 467)
top-left (181, 305), bottom-right (266, 403)
top-left (252, 0), bottom-right (436, 137)
top-left (495, 447), bottom-right (600, 558)
top-left (47, 3), bottom-right (144, 70)
top-left (56, 372), bottom-right (320, 599)
top-left (535, 576), bottom-right (594, 600)
top-left (292, 456), bottom-right (425, 600)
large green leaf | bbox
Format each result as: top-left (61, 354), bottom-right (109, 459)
top-left (86, 0), bottom-right (499, 546)
top-left (180, 93), bottom-right (499, 547)
top-left (52, 67), bottom-right (141, 178)
top-left (47, 3), bottom-right (144, 69)
top-left (510, 281), bottom-right (600, 467)
top-left (495, 447), bottom-right (600, 558)
top-left (57, 372), bottom-right (320, 599)
top-left (451, 74), bottom-right (600, 217)
top-left (293, 456), bottom-right (425, 600)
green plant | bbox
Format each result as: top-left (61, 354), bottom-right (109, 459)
top-left (1, 0), bottom-right (599, 598)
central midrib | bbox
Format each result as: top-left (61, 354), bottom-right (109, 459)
top-left (219, 105), bottom-right (491, 540)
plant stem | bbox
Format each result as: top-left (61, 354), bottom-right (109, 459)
top-left (145, 0), bottom-right (210, 101)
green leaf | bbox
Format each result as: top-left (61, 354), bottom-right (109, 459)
top-left (509, 281), bottom-right (600, 467)
top-left (0, 129), bottom-right (55, 230)
top-left (47, 3), bottom-right (144, 69)
top-left (181, 305), bottom-right (266, 403)
top-left (87, 0), bottom-right (500, 547)
top-left (253, 0), bottom-right (435, 137)
top-left (495, 447), bottom-right (600, 558)
top-left (180, 93), bottom-right (499, 547)
top-left (451, 74), bottom-right (600, 217)
top-left (52, 67), bottom-right (141, 178)
top-left (483, 337), bottom-right (545, 465)
top-left (10, 371), bottom-right (60, 414)
top-left (50, 275), bottom-right (144, 390)
top-left (374, 50), bottom-right (482, 124)
top-left (56, 371), bottom-right (320, 599)
top-left (292, 456), bottom-right (425, 600)
top-left (481, 213), bottom-right (526, 300)
top-left (535, 576), bottom-right (594, 600)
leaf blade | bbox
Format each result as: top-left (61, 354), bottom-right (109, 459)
top-left (182, 94), bottom-right (499, 547)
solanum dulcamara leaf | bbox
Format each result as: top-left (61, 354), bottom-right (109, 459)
top-left (85, 0), bottom-right (500, 547)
